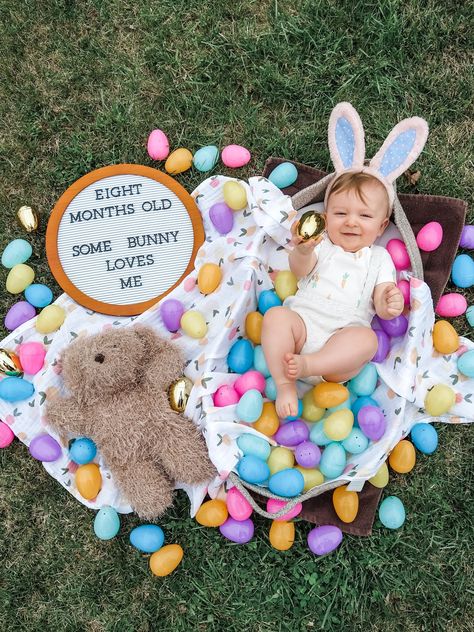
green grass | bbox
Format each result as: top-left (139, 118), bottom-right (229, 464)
top-left (0, 1), bottom-right (473, 630)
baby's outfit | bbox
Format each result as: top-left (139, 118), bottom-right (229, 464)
top-left (284, 235), bottom-right (396, 383)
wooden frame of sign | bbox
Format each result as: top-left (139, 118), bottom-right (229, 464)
top-left (46, 164), bottom-right (204, 315)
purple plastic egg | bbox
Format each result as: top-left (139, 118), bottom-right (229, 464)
top-left (274, 420), bottom-right (309, 447)
top-left (357, 405), bottom-right (387, 441)
top-left (379, 314), bottom-right (408, 338)
top-left (209, 202), bottom-right (234, 235)
top-left (219, 517), bottom-right (254, 544)
top-left (307, 525), bottom-right (343, 555)
top-left (294, 441), bottom-right (321, 468)
top-left (160, 299), bottom-right (185, 332)
top-left (460, 225), bottom-right (474, 249)
top-left (5, 301), bottom-right (36, 331)
top-left (29, 433), bottom-right (62, 462)
top-left (372, 329), bottom-right (391, 363)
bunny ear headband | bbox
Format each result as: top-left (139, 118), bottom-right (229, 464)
top-left (325, 102), bottom-right (429, 213)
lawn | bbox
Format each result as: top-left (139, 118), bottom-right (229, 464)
top-left (0, 1), bottom-right (473, 630)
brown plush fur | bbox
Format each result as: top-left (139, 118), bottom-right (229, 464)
top-left (46, 325), bottom-right (215, 519)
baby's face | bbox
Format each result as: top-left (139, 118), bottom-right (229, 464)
top-left (324, 181), bottom-right (390, 252)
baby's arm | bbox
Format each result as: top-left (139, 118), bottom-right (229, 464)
top-left (288, 220), bottom-right (322, 279)
top-left (373, 282), bottom-right (404, 320)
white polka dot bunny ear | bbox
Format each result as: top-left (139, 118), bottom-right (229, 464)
top-left (328, 102), bottom-right (366, 171)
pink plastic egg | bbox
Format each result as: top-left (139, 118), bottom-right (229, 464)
top-left (160, 299), bottom-right (185, 332)
top-left (0, 421), bottom-right (14, 448)
top-left (19, 342), bottom-right (46, 375)
top-left (147, 129), bottom-right (170, 160)
top-left (397, 279), bottom-right (411, 306)
top-left (234, 370), bottom-right (266, 397)
top-left (435, 293), bottom-right (468, 317)
top-left (226, 486), bottom-right (253, 521)
top-left (386, 239), bottom-right (410, 270)
top-left (267, 498), bottom-right (302, 521)
top-left (416, 221), bottom-right (443, 252)
top-left (213, 384), bottom-right (240, 407)
top-left (221, 144), bottom-right (251, 169)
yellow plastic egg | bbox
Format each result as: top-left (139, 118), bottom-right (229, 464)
top-left (301, 390), bottom-right (325, 422)
top-left (149, 544), bottom-right (184, 577)
top-left (180, 310), bottom-right (207, 339)
top-left (369, 461), bottom-right (389, 488)
top-left (424, 384), bottom-right (456, 416)
top-left (295, 466), bottom-right (324, 491)
top-left (75, 463), bottom-right (102, 500)
top-left (197, 263), bottom-right (222, 295)
top-left (267, 446), bottom-right (294, 475)
top-left (165, 148), bottom-right (193, 175)
top-left (36, 305), bottom-right (66, 334)
top-left (388, 440), bottom-right (416, 474)
top-left (323, 408), bottom-right (354, 441)
top-left (274, 270), bottom-right (298, 301)
top-left (313, 382), bottom-right (349, 408)
top-left (195, 499), bottom-right (228, 527)
top-left (254, 401), bottom-right (279, 437)
top-left (6, 264), bottom-right (35, 294)
top-left (332, 485), bottom-right (359, 523)
top-left (245, 311), bottom-right (263, 345)
top-left (432, 320), bottom-right (459, 354)
top-left (223, 181), bottom-right (247, 210)
top-left (269, 520), bottom-right (295, 551)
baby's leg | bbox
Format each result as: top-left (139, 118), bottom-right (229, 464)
top-left (261, 306), bottom-right (306, 418)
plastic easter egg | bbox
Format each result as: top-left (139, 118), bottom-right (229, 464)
top-left (267, 498), bottom-right (302, 521)
top-left (424, 384), bottom-right (455, 416)
top-left (253, 345), bottom-right (270, 377)
top-left (274, 420), bottom-right (309, 447)
top-left (5, 301), bottom-right (36, 331)
top-left (268, 162), bottom-right (298, 189)
top-left (257, 289), bottom-right (282, 315)
top-left (193, 145), bottom-right (219, 172)
top-left (197, 263), bottom-right (222, 294)
top-left (221, 144), bottom-right (251, 168)
top-left (386, 239), bottom-right (410, 270)
top-left (237, 433), bottom-right (271, 461)
top-left (209, 202), bottom-right (234, 235)
top-left (130, 524), bottom-right (165, 553)
top-left (307, 525), bottom-right (343, 555)
top-left (265, 376), bottom-right (277, 401)
top-left (342, 427), bottom-right (369, 454)
top-left (416, 221), bottom-right (443, 252)
top-left (147, 129), bottom-right (170, 160)
top-left (93, 506), bottom-right (120, 540)
top-left (236, 389), bottom-right (263, 423)
top-left (312, 382), bottom-right (349, 409)
top-left (0, 349), bottom-right (22, 376)
top-left (326, 399), bottom-right (350, 415)
top-left (319, 442), bottom-right (346, 479)
top-left (219, 517), bottom-right (254, 544)
top-left (411, 423), bottom-right (438, 454)
top-left (237, 454), bottom-right (269, 484)
top-left (195, 499), bottom-right (228, 527)
top-left (295, 466), bottom-right (324, 491)
top-left (351, 395), bottom-right (379, 424)
top-left (452, 253), bottom-right (474, 288)
top-left (309, 420), bottom-right (332, 446)
top-left (388, 440), bottom-right (416, 473)
top-left (435, 293), bottom-right (467, 317)
top-left (36, 304), bottom-right (66, 334)
top-left (160, 299), bottom-right (184, 333)
top-left (75, 463), bottom-right (102, 500)
top-left (246, 313), bottom-right (263, 345)
top-left (165, 148), bottom-right (193, 175)
top-left (228, 339), bottom-right (254, 373)
top-left (458, 349), bottom-right (474, 378)
top-left (378, 496), bottom-right (405, 529)
top-left (268, 468), bottom-right (304, 498)
top-left (226, 487), bottom-right (253, 521)
top-left (234, 370), bottom-right (266, 396)
top-left (301, 389), bottom-right (325, 422)
top-left (150, 544), bottom-right (184, 576)
top-left (213, 384), bottom-right (239, 407)
top-left (6, 263), bottom-right (35, 294)
top-left (0, 376), bottom-right (34, 402)
top-left (29, 433), bottom-right (61, 462)
top-left (180, 310), bottom-right (207, 339)
top-left (432, 320), bottom-right (459, 354)
top-left (267, 446), bottom-right (295, 475)
top-left (460, 224), bottom-right (474, 249)
top-left (2, 239), bottom-right (32, 268)
top-left (24, 283), bottom-right (53, 308)
top-left (348, 363), bottom-right (378, 397)
top-left (358, 405), bottom-right (386, 441)
top-left (372, 329), bottom-right (391, 363)
top-left (254, 401), bottom-right (280, 437)
top-left (69, 437), bottom-right (97, 465)
top-left (274, 270), bottom-right (298, 301)
top-left (369, 462), bottom-right (389, 488)
top-left (269, 520), bottom-right (295, 551)
top-left (285, 399), bottom-right (303, 421)
top-left (333, 485), bottom-right (359, 523)
top-left (397, 279), bottom-right (411, 306)
top-left (323, 409), bottom-right (354, 441)
top-left (18, 342), bottom-right (45, 375)
top-left (466, 305), bottom-right (474, 327)
top-left (379, 314), bottom-right (408, 338)
top-left (295, 441), bottom-right (321, 468)
top-left (223, 181), bottom-right (247, 210)
top-left (0, 422), bottom-right (14, 448)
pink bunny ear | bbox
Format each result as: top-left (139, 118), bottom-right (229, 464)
top-left (328, 102), bottom-right (365, 172)
top-left (369, 117), bottom-right (429, 183)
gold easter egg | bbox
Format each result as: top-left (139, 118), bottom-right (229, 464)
top-left (168, 376), bottom-right (193, 412)
top-left (369, 462), bottom-right (389, 488)
top-left (253, 401), bottom-right (279, 437)
top-left (195, 499), bottom-right (228, 527)
top-left (36, 305), bottom-right (66, 334)
top-left (75, 463), bottom-right (102, 500)
top-left (424, 383), bottom-right (456, 416)
top-left (432, 320), bottom-right (459, 354)
top-left (0, 349), bottom-right (23, 376)
top-left (165, 148), bottom-right (193, 175)
top-left (388, 440), bottom-right (416, 474)
top-left (269, 520), bottom-right (295, 551)
top-left (312, 382), bottom-right (349, 408)
top-left (296, 211), bottom-right (325, 241)
top-left (6, 264), bottom-right (35, 294)
top-left (274, 270), bottom-right (298, 301)
top-left (332, 485), bottom-right (359, 523)
top-left (197, 263), bottom-right (222, 295)
top-left (149, 544), bottom-right (184, 577)
top-left (223, 181), bottom-right (247, 211)
top-left (245, 311), bottom-right (263, 345)
top-left (301, 389), bottom-right (325, 422)
top-left (17, 205), bottom-right (39, 232)
top-left (295, 466), bottom-right (324, 491)
top-left (180, 310), bottom-right (207, 339)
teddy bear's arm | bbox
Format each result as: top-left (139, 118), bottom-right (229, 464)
top-left (46, 396), bottom-right (90, 442)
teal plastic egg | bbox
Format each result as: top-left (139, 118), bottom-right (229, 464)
top-left (348, 363), bottom-right (378, 396)
top-left (410, 423), bottom-right (438, 454)
top-left (268, 468), bottom-right (304, 497)
top-left (268, 162), bottom-right (298, 189)
top-left (24, 283), bottom-right (53, 308)
top-left (1, 239), bottom-right (32, 268)
top-left (237, 433), bottom-right (271, 460)
top-left (93, 506), bottom-right (120, 540)
top-left (228, 339), bottom-right (253, 373)
top-left (0, 376), bottom-right (34, 402)
top-left (265, 376), bottom-right (277, 401)
top-left (467, 306), bottom-right (474, 327)
top-left (253, 345), bottom-right (270, 377)
top-left (319, 442), bottom-right (346, 479)
top-left (193, 145), bottom-right (219, 172)
top-left (452, 254), bottom-right (474, 288)
top-left (236, 389), bottom-right (263, 423)
top-left (309, 420), bottom-right (332, 446)
top-left (342, 428), bottom-right (369, 454)
top-left (327, 400), bottom-right (350, 414)
top-left (130, 524), bottom-right (165, 553)
top-left (69, 437), bottom-right (97, 465)
top-left (237, 454), bottom-right (270, 484)
top-left (378, 496), bottom-right (405, 529)
top-left (458, 349), bottom-right (474, 378)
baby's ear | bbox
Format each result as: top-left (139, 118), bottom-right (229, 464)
top-left (328, 102), bottom-right (365, 172)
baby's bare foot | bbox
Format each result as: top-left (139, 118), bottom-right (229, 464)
top-left (284, 352), bottom-right (308, 380)
top-left (275, 382), bottom-right (298, 419)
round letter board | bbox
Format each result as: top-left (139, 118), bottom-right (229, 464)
top-left (46, 164), bottom-right (204, 315)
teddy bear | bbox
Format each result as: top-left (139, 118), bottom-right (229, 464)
top-left (46, 324), bottom-right (215, 519)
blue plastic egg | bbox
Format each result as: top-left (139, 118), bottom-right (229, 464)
top-left (228, 339), bottom-right (254, 373)
top-left (319, 442), bottom-right (346, 479)
top-left (342, 428), bottom-right (369, 454)
top-left (268, 468), bottom-right (304, 497)
top-left (130, 524), bottom-right (165, 553)
top-left (285, 399), bottom-right (303, 421)
top-left (257, 290), bottom-right (282, 315)
top-left (351, 395), bottom-right (379, 425)
top-left (268, 162), bottom-right (298, 189)
top-left (237, 433), bottom-right (271, 460)
top-left (236, 389), bottom-right (263, 422)
top-left (410, 423), bottom-right (438, 454)
top-left (309, 420), bottom-right (332, 446)
top-left (265, 376), bottom-right (277, 401)
top-left (458, 349), bottom-right (474, 378)
top-left (0, 376), bottom-right (34, 402)
top-left (93, 506), bottom-right (120, 540)
top-left (253, 345), bottom-right (270, 377)
top-left (24, 283), bottom-right (53, 308)
top-left (193, 145), bottom-right (219, 172)
top-left (69, 437), bottom-right (97, 465)
top-left (452, 254), bottom-right (474, 288)
top-left (237, 454), bottom-right (270, 484)
top-left (1, 239), bottom-right (32, 268)
top-left (378, 496), bottom-right (405, 529)
top-left (349, 363), bottom-right (378, 396)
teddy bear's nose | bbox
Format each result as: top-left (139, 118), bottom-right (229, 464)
top-left (94, 353), bottom-right (105, 364)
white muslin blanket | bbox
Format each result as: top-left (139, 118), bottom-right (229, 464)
top-left (1, 175), bottom-right (472, 517)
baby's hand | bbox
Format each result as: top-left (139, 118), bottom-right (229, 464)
top-left (290, 220), bottom-right (324, 254)
top-left (380, 285), bottom-right (404, 318)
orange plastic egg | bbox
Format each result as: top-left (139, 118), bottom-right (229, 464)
top-left (165, 148), bottom-right (193, 175)
top-left (75, 463), bottom-right (102, 500)
top-left (245, 311), bottom-right (263, 345)
top-left (149, 544), bottom-right (184, 577)
top-left (197, 263), bottom-right (222, 295)
top-left (388, 440), bottom-right (416, 473)
top-left (195, 499), bottom-right (228, 527)
top-left (432, 320), bottom-right (459, 354)
top-left (253, 401), bottom-right (279, 436)
top-left (313, 382), bottom-right (349, 408)
top-left (269, 520), bottom-right (295, 551)
top-left (332, 485), bottom-right (359, 523)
